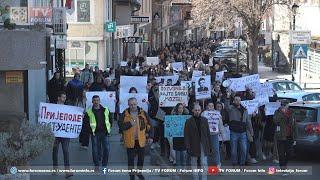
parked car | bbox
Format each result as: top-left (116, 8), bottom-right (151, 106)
top-left (221, 58), bottom-right (247, 73)
top-left (289, 101), bottom-right (320, 151)
top-left (277, 91), bottom-right (320, 102)
top-left (266, 79), bottom-right (303, 92)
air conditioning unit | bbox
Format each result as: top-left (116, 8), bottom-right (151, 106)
top-left (53, 8), bottom-right (67, 35)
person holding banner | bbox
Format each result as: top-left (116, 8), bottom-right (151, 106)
top-left (83, 95), bottom-right (112, 171)
top-left (201, 101), bottom-right (225, 168)
top-left (119, 97), bottom-right (152, 180)
top-left (52, 91), bottom-right (73, 178)
top-left (184, 104), bottom-right (212, 180)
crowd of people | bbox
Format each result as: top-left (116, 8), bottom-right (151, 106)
top-left (47, 38), bottom-right (294, 179)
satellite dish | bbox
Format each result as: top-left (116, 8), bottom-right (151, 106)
top-left (222, 79), bottom-right (232, 88)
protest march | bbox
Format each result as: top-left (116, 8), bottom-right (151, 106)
top-left (40, 38), bottom-right (301, 179)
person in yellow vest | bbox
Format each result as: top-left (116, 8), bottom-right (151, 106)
top-left (83, 95), bottom-right (112, 171)
top-left (119, 97), bottom-right (153, 180)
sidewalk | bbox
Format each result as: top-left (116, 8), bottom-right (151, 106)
top-left (30, 123), bottom-right (171, 180)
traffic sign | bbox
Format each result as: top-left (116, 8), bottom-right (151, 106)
top-left (122, 37), bottom-right (143, 43)
top-left (105, 21), bottom-right (116, 32)
top-left (290, 31), bottom-right (311, 45)
top-left (293, 44), bottom-right (308, 59)
top-left (130, 16), bottom-right (150, 23)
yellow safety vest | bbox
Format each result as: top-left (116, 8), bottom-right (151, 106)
top-left (86, 108), bottom-right (111, 135)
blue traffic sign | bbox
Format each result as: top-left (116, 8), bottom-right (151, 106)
top-left (293, 44), bottom-right (308, 59)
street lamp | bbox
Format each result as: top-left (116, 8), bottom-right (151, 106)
top-left (291, 3), bottom-right (299, 81)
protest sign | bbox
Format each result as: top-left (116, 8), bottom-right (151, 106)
top-left (229, 74), bottom-right (260, 92)
top-left (146, 57), bottom-right (159, 66)
top-left (120, 76), bottom-right (147, 94)
top-left (195, 76), bottom-right (211, 100)
top-left (159, 86), bottom-right (188, 107)
top-left (85, 91), bottom-right (116, 112)
top-left (218, 126), bottom-right (231, 141)
top-left (164, 115), bottom-right (191, 138)
top-left (265, 102), bottom-right (281, 115)
top-left (155, 108), bottom-right (166, 121)
top-left (240, 100), bottom-right (259, 115)
top-left (120, 61), bottom-right (127, 67)
top-left (191, 70), bottom-right (203, 82)
top-left (171, 62), bottom-right (184, 71)
top-left (215, 71), bottom-right (225, 83)
top-left (38, 103), bottom-right (84, 138)
top-left (254, 82), bottom-right (275, 97)
top-left (155, 75), bottom-right (179, 85)
top-left (202, 110), bottom-right (221, 133)
top-left (255, 93), bottom-right (270, 106)
top-left (209, 57), bottom-right (214, 66)
top-left (181, 81), bottom-right (192, 89)
top-left (119, 93), bottom-right (148, 113)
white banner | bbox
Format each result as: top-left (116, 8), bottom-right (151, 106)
top-left (120, 76), bottom-right (147, 94)
top-left (171, 62), bottom-right (184, 71)
top-left (215, 71), bottom-right (225, 83)
top-left (181, 81), bottom-right (192, 89)
top-left (255, 93), bottom-right (270, 106)
top-left (195, 76), bottom-right (212, 100)
top-left (120, 61), bottom-right (127, 67)
top-left (119, 93), bottom-right (148, 113)
top-left (229, 74), bottom-right (260, 92)
top-left (240, 100), bottom-right (259, 115)
top-left (265, 102), bottom-right (281, 116)
top-left (38, 103), bottom-right (84, 138)
top-left (254, 82), bottom-right (275, 97)
top-left (191, 70), bottom-right (203, 82)
top-left (202, 110), bottom-right (221, 133)
top-left (85, 91), bottom-right (116, 112)
top-left (155, 75), bottom-right (179, 86)
top-left (146, 57), bottom-right (160, 66)
top-left (159, 86), bottom-right (189, 107)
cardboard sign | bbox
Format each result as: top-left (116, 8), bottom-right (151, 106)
top-left (265, 102), bottom-right (281, 116)
top-left (202, 110), bottom-right (221, 133)
top-left (119, 93), bottom-right (148, 113)
top-left (120, 61), bottom-right (128, 67)
top-left (159, 86), bottom-right (188, 107)
top-left (255, 93), bottom-right (270, 106)
top-left (254, 82), bottom-right (275, 97)
top-left (146, 57), bottom-right (160, 66)
top-left (171, 62), bottom-right (184, 71)
top-left (195, 76), bottom-right (212, 100)
top-left (85, 91), bottom-right (116, 112)
top-left (229, 74), bottom-right (260, 92)
top-left (38, 103), bottom-right (84, 138)
top-left (240, 100), bottom-right (259, 115)
top-left (215, 71), bottom-right (225, 83)
top-left (164, 115), bottom-right (191, 138)
top-left (191, 70), bottom-right (203, 82)
top-left (181, 81), bottom-right (192, 89)
top-left (218, 126), bottom-right (230, 141)
top-left (120, 76), bottom-right (147, 94)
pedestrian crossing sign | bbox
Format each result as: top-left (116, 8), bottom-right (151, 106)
top-left (294, 45), bottom-right (308, 59)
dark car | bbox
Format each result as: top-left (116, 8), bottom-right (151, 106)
top-left (289, 101), bottom-right (320, 152)
top-left (221, 58), bottom-right (247, 73)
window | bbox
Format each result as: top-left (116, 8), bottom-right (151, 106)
top-left (0, 0), bottom-right (28, 24)
top-left (275, 82), bottom-right (288, 91)
top-left (65, 41), bottom-right (98, 76)
top-left (66, 0), bottom-right (93, 23)
top-left (288, 82), bottom-right (302, 90)
top-left (302, 94), bottom-right (320, 101)
top-left (290, 107), bottom-right (317, 123)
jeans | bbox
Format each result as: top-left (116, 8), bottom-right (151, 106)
top-left (190, 144), bottom-right (208, 180)
top-left (91, 132), bottom-right (110, 167)
top-left (230, 131), bottom-right (247, 166)
top-left (210, 134), bottom-right (220, 166)
top-left (127, 140), bottom-right (145, 178)
top-left (175, 150), bottom-right (186, 168)
top-left (52, 137), bottom-right (70, 169)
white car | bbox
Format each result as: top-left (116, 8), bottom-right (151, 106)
top-left (277, 91), bottom-right (320, 102)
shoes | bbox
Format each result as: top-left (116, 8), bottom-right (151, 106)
top-left (250, 158), bottom-right (258, 164)
top-left (65, 172), bottom-right (73, 179)
top-left (80, 145), bottom-right (88, 150)
top-left (273, 159), bottom-right (279, 164)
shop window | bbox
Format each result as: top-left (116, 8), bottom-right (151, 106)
top-left (65, 41), bottom-right (98, 76)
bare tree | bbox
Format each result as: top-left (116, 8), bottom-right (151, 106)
top-left (191, 0), bottom-right (289, 74)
